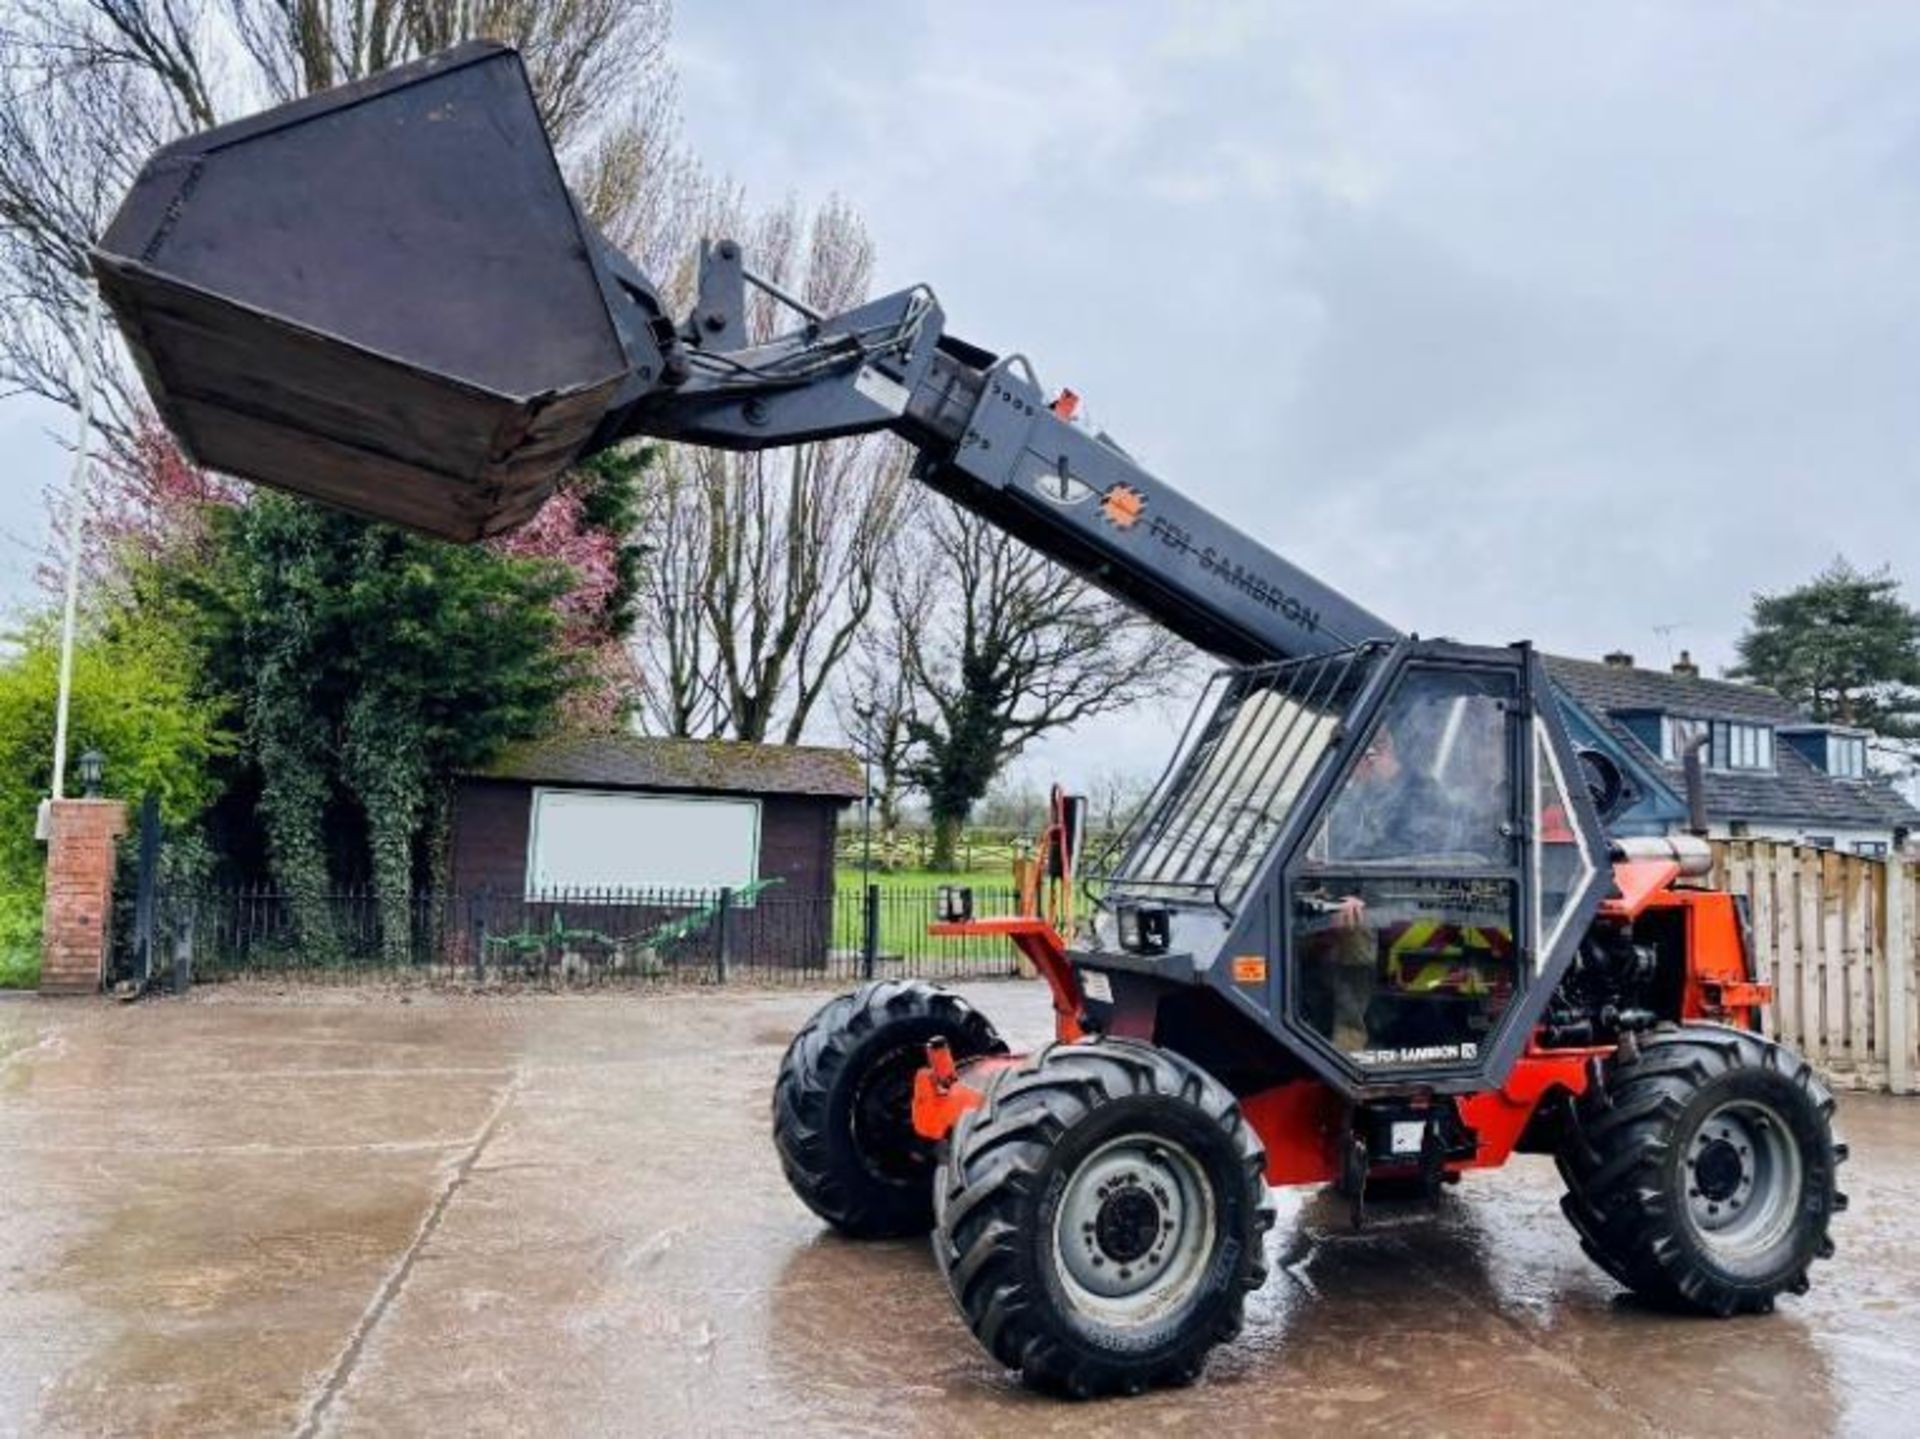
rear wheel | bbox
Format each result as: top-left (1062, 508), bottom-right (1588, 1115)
top-left (1556, 1024), bottom-right (1846, 1315)
top-left (773, 980), bottom-right (1005, 1238)
top-left (934, 1040), bottom-right (1273, 1397)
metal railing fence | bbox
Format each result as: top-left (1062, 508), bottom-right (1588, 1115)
top-left (123, 882), bottom-right (1030, 989)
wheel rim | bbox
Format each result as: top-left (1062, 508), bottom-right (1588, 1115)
top-left (849, 1042), bottom-right (932, 1184)
top-left (1683, 1098), bottom-right (1804, 1263)
top-left (1051, 1134), bottom-right (1218, 1327)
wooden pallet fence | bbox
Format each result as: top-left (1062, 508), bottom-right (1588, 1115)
top-left (1711, 840), bottom-right (1916, 1094)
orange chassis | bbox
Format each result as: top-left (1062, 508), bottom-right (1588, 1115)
top-left (916, 856), bottom-right (1769, 1189)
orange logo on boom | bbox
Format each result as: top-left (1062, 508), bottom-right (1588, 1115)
top-left (1101, 484), bottom-right (1145, 528)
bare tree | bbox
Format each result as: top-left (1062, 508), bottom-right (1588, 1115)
top-left (0, 0), bottom-right (673, 447)
top-left (633, 443), bottom-right (727, 736)
top-left (899, 496), bottom-right (1190, 871)
top-left (833, 524), bottom-right (932, 868)
top-left (1083, 764), bottom-right (1157, 847)
top-left (631, 195), bottom-right (915, 745)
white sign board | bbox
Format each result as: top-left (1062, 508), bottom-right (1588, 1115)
top-left (526, 789), bottom-right (760, 896)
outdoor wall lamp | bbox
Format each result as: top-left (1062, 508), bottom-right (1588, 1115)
top-left (78, 748), bottom-right (104, 798)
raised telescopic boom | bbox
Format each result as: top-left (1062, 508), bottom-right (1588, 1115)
top-left (91, 41), bottom-right (1396, 667)
top-left (90, 36), bottom-right (1643, 1116)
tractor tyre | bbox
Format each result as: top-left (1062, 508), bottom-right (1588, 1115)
top-left (773, 980), bottom-right (1006, 1239)
top-left (1555, 1023), bottom-right (1847, 1316)
top-left (933, 1040), bottom-right (1273, 1397)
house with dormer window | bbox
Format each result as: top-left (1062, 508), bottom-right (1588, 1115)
top-left (1546, 650), bottom-right (1919, 857)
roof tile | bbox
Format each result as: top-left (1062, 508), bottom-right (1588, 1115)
top-left (1546, 655), bottom-right (1919, 830)
top-left (471, 734), bottom-right (864, 800)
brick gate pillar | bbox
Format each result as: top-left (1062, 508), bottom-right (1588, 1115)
top-left (39, 798), bottom-right (129, 996)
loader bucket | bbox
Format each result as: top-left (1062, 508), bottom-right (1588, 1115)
top-left (91, 42), bottom-right (641, 541)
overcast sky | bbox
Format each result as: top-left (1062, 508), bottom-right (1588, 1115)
top-left (3, 3), bottom-right (1916, 791)
top-left (669, 3), bottom-right (1920, 785)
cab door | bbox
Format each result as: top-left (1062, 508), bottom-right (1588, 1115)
top-left (1277, 642), bottom-right (1603, 1092)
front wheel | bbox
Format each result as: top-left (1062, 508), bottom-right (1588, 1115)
top-left (773, 980), bottom-right (1005, 1238)
top-left (1556, 1024), bottom-right (1847, 1315)
top-left (934, 1040), bottom-right (1273, 1397)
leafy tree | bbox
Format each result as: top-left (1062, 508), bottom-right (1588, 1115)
top-left (68, 418), bottom-right (652, 727)
top-left (0, 609), bottom-right (231, 984)
top-left (161, 496), bottom-right (578, 958)
top-left (1731, 559), bottom-right (1920, 738)
top-left (897, 500), bottom-right (1186, 871)
top-left (489, 441), bottom-right (654, 728)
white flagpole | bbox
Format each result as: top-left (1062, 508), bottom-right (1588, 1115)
top-left (51, 291), bottom-right (99, 802)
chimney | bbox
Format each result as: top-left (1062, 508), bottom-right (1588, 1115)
top-left (1672, 650), bottom-right (1700, 678)
top-left (1602, 650), bottom-right (1635, 669)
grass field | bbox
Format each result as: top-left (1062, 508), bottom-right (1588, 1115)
top-left (829, 866), bottom-right (1026, 966)
top-left (834, 864), bottom-right (1019, 894)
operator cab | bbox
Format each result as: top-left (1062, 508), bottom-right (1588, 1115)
top-left (1082, 638), bottom-right (1607, 1097)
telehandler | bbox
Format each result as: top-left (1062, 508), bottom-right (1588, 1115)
top-left (91, 43), bottom-right (1845, 1399)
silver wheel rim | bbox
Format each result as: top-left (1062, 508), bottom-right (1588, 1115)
top-left (1051, 1134), bottom-right (1217, 1327)
top-left (1683, 1098), bottom-right (1803, 1262)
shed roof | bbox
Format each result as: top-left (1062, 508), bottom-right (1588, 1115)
top-left (472, 734), bottom-right (863, 800)
top-left (1546, 656), bottom-right (1919, 831)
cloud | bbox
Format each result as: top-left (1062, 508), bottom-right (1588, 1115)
top-left (667, 1), bottom-right (1920, 786)
top-left (5, 5), bottom-right (1912, 792)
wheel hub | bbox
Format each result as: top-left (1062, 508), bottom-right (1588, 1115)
top-left (1684, 1098), bottom-right (1802, 1259)
top-left (849, 1044), bottom-right (933, 1183)
top-left (1094, 1184), bottom-right (1163, 1264)
top-left (1693, 1138), bottom-right (1744, 1203)
top-left (1052, 1135), bottom-right (1218, 1324)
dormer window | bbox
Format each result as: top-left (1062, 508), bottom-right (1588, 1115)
top-left (1781, 724), bottom-right (1873, 779)
top-left (1715, 721), bottom-right (1774, 771)
top-left (1660, 716), bottom-right (1708, 762)
top-left (1828, 735), bottom-right (1867, 779)
top-left (1659, 716), bottom-right (1773, 770)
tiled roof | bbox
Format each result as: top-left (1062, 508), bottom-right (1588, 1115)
top-left (1546, 656), bottom-right (1920, 831)
top-left (1547, 655), bottom-right (1801, 723)
top-left (471, 734), bottom-right (864, 800)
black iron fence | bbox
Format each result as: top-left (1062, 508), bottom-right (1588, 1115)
top-left (124, 883), bottom-right (1031, 988)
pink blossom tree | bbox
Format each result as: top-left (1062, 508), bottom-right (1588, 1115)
top-left (47, 416), bottom-right (645, 728)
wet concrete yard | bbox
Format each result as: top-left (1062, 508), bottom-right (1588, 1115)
top-left (3, 981), bottom-right (1917, 1437)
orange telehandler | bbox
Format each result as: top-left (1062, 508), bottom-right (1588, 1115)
top-left (91, 43), bottom-right (1845, 1398)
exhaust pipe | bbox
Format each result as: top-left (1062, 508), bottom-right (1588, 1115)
top-left (1680, 731), bottom-right (1711, 837)
top-left (1613, 834), bottom-right (1714, 879)
top-left (91, 43), bottom-right (666, 541)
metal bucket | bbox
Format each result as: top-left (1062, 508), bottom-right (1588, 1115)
top-left (92, 42), bottom-right (642, 540)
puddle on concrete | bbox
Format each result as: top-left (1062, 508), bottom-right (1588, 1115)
top-left (3, 985), bottom-right (1915, 1437)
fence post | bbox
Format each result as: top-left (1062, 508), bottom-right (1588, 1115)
top-left (132, 793), bottom-right (160, 987)
top-left (715, 887), bottom-right (731, 984)
top-left (862, 883), bottom-right (880, 981)
top-left (472, 901), bottom-right (488, 983)
top-left (1888, 858), bottom-right (1914, 1096)
top-left (171, 904), bottom-right (193, 995)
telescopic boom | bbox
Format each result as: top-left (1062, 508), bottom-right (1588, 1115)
top-left (91, 41), bottom-right (1397, 664)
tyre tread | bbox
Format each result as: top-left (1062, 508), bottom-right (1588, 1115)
top-left (1557, 1023), bottom-right (1844, 1315)
top-left (773, 980), bottom-right (1004, 1238)
top-left (933, 1039), bottom-right (1273, 1396)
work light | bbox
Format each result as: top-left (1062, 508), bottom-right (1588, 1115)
top-left (1116, 904), bottom-right (1171, 955)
